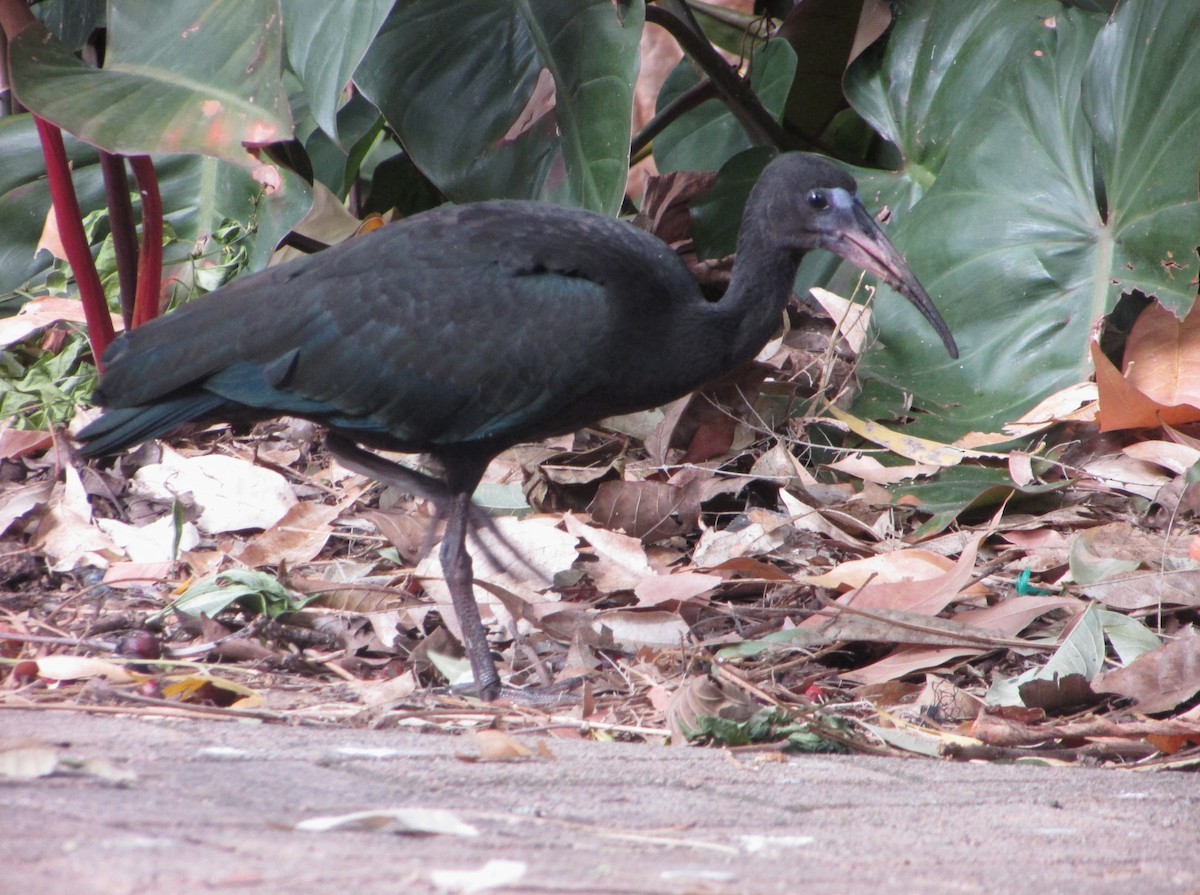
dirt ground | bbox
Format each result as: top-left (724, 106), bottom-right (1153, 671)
top-left (3, 709), bottom-right (1198, 895)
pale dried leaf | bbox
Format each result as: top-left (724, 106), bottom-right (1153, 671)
top-left (296, 808), bottom-right (479, 837)
top-left (0, 297), bottom-right (120, 348)
top-left (1079, 570), bottom-right (1200, 609)
top-left (131, 449), bottom-right (297, 533)
top-left (467, 730), bottom-right (535, 761)
top-left (0, 741), bottom-right (60, 779)
top-left (96, 515), bottom-right (200, 563)
top-left (690, 519), bottom-right (789, 568)
top-left (595, 609), bottom-right (691, 649)
top-left (0, 479), bottom-right (54, 534)
top-left (429, 859), bottom-right (526, 893)
top-left (33, 465), bottom-right (121, 570)
top-left (233, 499), bottom-right (346, 567)
top-left (666, 675), bottom-right (756, 745)
top-left (1080, 454), bottom-right (1171, 500)
top-left (35, 656), bottom-right (134, 683)
top-left (633, 571), bottom-right (722, 607)
top-left (1123, 440), bottom-right (1200, 475)
top-left (993, 381), bottom-right (1099, 441)
top-left (825, 453), bottom-right (938, 484)
top-left (808, 286), bottom-right (871, 354)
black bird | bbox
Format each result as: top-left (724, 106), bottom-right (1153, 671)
top-left (77, 152), bottom-right (958, 701)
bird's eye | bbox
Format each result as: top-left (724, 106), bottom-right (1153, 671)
top-left (807, 190), bottom-right (829, 211)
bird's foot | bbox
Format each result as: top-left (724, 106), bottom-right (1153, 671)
top-left (450, 675), bottom-right (586, 707)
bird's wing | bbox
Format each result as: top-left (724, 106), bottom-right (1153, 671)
top-left (92, 202), bottom-right (700, 451)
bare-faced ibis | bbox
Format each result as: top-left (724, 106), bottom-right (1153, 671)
top-left (78, 152), bottom-right (958, 701)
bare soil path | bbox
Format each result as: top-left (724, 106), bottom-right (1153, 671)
top-left (3, 710), bottom-right (1198, 895)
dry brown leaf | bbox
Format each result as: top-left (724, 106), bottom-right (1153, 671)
top-left (840, 596), bottom-right (1080, 685)
top-left (825, 453), bottom-right (938, 484)
top-left (977, 381), bottom-right (1099, 443)
top-left (563, 513), bottom-right (651, 590)
top-left (590, 479), bottom-right (700, 542)
top-left (817, 608), bottom-right (1019, 649)
top-left (794, 547), bottom-right (962, 591)
top-left (0, 479), bottom-right (55, 535)
top-left (666, 675), bottom-right (757, 746)
top-left (969, 710), bottom-right (1200, 748)
top-left (1077, 570), bottom-right (1200, 610)
top-left (1081, 453), bottom-right (1172, 500)
top-left (1123, 440), bottom-right (1200, 474)
top-left (842, 644), bottom-right (987, 686)
top-left (1092, 311), bottom-right (1200, 431)
top-left (1125, 302), bottom-right (1200, 405)
top-left (632, 571), bottom-right (722, 607)
top-left (467, 729), bottom-right (536, 761)
top-left (808, 286), bottom-right (871, 354)
top-left (35, 655), bottom-right (133, 683)
top-left (33, 464), bottom-right (122, 570)
top-left (234, 499), bottom-right (347, 567)
top-left (0, 427), bottom-right (53, 460)
top-left (1093, 633), bottom-right (1200, 714)
top-left (594, 609), bottom-right (691, 649)
top-left (0, 297), bottom-right (121, 348)
top-left (364, 509), bottom-right (430, 561)
top-left (690, 517), bottom-right (790, 568)
top-left (102, 561), bottom-right (175, 587)
top-left (914, 675), bottom-right (986, 722)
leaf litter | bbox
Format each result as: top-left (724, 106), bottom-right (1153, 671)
top-left (3, 299), bottom-right (1200, 771)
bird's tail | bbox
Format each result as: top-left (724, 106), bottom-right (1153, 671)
top-left (76, 393), bottom-right (226, 457)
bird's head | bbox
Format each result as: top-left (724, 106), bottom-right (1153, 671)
top-left (755, 152), bottom-right (958, 359)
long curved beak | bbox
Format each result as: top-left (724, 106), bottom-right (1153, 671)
top-left (824, 200), bottom-right (959, 359)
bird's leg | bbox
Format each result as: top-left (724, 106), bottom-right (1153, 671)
top-left (441, 490), bottom-right (502, 701)
top-left (325, 432), bottom-right (451, 504)
top-left (325, 432), bottom-right (546, 582)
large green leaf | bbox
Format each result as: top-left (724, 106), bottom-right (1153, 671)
top-left (355, 0), bottom-right (643, 213)
top-left (9, 0), bottom-right (292, 168)
top-left (0, 115), bottom-right (309, 301)
top-left (281, 0), bottom-right (393, 144)
top-left (856, 2), bottom-right (1200, 439)
top-left (652, 39), bottom-right (797, 174)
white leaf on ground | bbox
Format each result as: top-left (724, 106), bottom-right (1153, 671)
top-left (0, 741), bottom-right (60, 779)
top-left (35, 656), bottom-right (133, 683)
top-left (429, 859), bottom-right (526, 893)
top-left (96, 514), bottom-right (200, 562)
top-left (131, 449), bottom-right (296, 533)
top-left (295, 808), bottom-right (479, 837)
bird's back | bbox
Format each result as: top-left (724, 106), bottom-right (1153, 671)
top-left (82, 201), bottom-right (708, 456)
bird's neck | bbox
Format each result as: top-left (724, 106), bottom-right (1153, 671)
top-left (717, 225), bottom-right (803, 367)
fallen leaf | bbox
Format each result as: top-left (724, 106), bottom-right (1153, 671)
top-left (632, 571), bottom-right (721, 607)
top-left (34, 656), bottom-right (133, 683)
top-left (1093, 633), bottom-right (1200, 714)
top-left (233, 498), bottom-right (347, 567)
top-left (0, 741), bottom-right (60, 779)
top-left (429, 859), bottom-right (526, 893)
top-left (296, 808), bottom-right (479, 837)
top-left (466, 730), bottom-right (535, 761)
top-left (131, 448), bottom-right (297, 533)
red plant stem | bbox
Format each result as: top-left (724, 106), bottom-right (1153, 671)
top-left (128, 155), bottom-right (163, 327)
top-left (34, 116), bottom-right (116, 367)
top-left (99, 151), bottom-right (140, 328)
